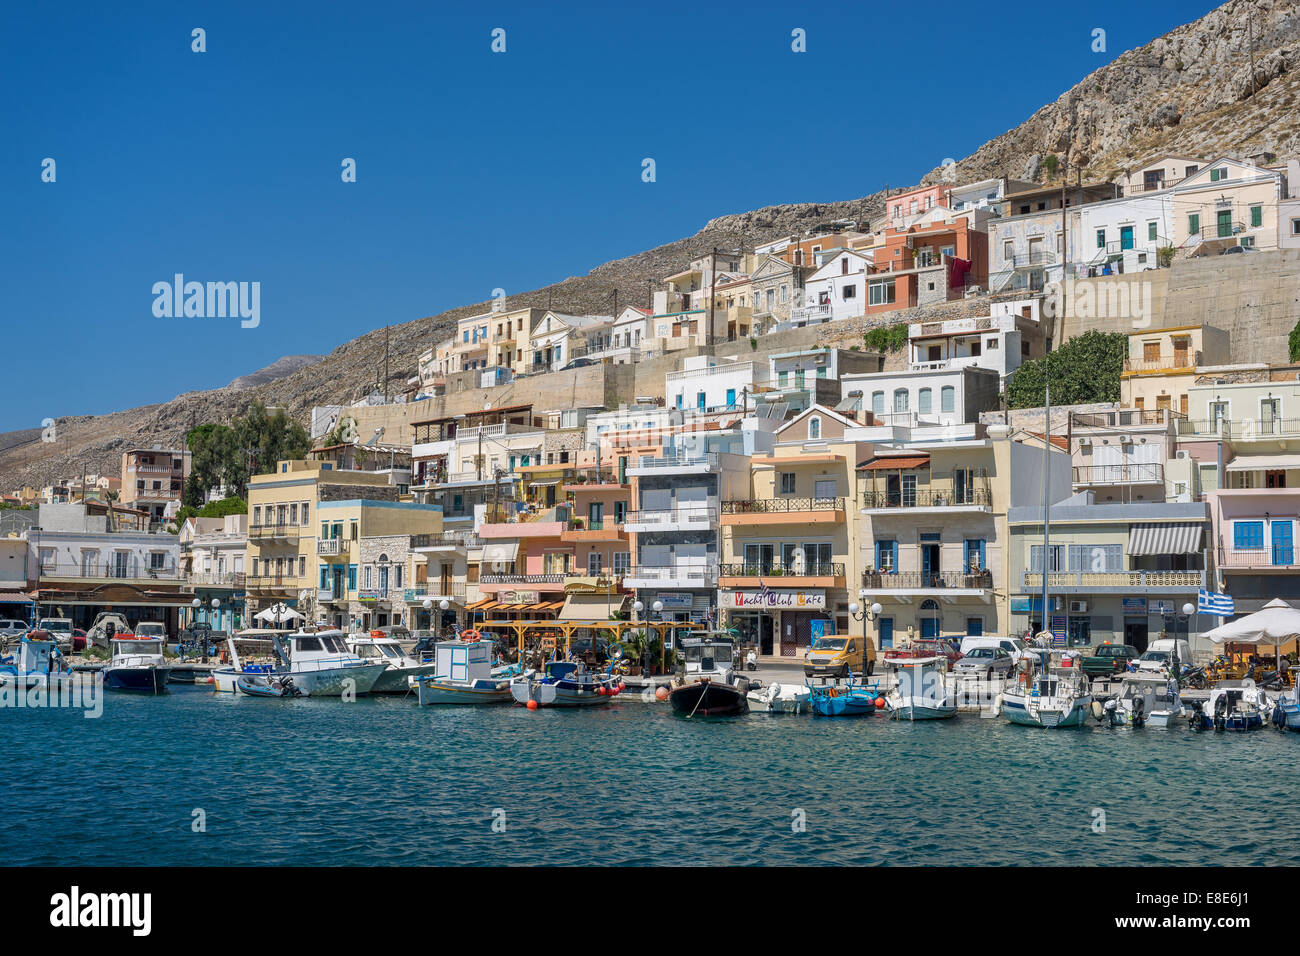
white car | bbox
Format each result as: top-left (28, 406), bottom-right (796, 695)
top-left (134, 622), bottom-right (169, 642)
top-left (0, 619), bottom-right (29, 640)
top-left (38, 618), bottom-right (75, 649)
top-left (1136, 638), bottom-right (1193, 674)
top-left (958, 636), bottom-right (1035, 664)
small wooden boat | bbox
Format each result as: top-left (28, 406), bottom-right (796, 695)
top-left (511, 660), bottom-right (620, 708)
top-left (886, 655), bottom-right (958, 720)
top-left (747, 681), bottom-right (811, 713)
top-left (668, 635), bottom-right (748, 717)
top-left (808, 679), bottom-right (885, 716)
top-left (412, 639), bottom-right (513, 705)
top-left (0, 631), bottom-right (75, 691)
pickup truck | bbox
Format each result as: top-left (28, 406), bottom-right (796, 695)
top-left (1081, 642), bottom-right (1140, 678)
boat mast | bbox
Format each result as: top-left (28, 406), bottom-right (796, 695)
top-left (1040, 367), bottom-right (1051, 644)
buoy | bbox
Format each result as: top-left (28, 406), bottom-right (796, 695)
top-left (526, 699), bottom-right (538, 710)
top-left (873, 697), bottom-right (885, 709)
top-left (618, 682), bottom-right (627, 692)
top-left (655, 685), bottom-right (669, 701)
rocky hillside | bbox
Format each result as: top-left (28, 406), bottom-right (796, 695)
top-left (225, 355), bottom-right (325, 391)
top-left (4, 0), bottom-right (1298, 491)
top-left (924, 0), bottom-right (1300, 185)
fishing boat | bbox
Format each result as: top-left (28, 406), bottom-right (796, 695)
top-left (807, 679), bottom-right (885, 716)
top-left (1193, 679), bottom-right (1270, 731)
top-left (1096, 671), bottom-right (1184, 727)
top-left (213, 630), bottom-right (286, 693)
top-left (511, 659), bottom-right (620, 708)
top-left (667, 635), bottom-right (748, 717)
top-left (237, 628), bottom-right (388, 697)
top-left (747, 680), bottom-right (811, 713)
top-left (0, 630), bottom-right (74, 690)
top-left (886, 655), bottom-right (957, 720)
top-left (1272, 679), bottom-right (1300, 732)
top-left (104, 635), bottom-right (172, 693)
top-left (346, 630), bottom-right (439, 693)
top-left (1002, 651), bottom-right (1093, 728)
top-left (411, 639), bottom-right (513, 705)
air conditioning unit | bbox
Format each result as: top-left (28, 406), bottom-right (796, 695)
top-left (1078, 436), bottom-right (1092, 447)
top-left (1176, 450), bottom-right (1190, 460)
top-left (1069, 600), bottom-right (1089, 614)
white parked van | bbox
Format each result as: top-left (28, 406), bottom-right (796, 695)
top-left (1136, 638), bottom-right (1193, 673)
top-left (38, 618), bottom-right (74, 648)
top-left (959, 635), bottom-right (1034, 664)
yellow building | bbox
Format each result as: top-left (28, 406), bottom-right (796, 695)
top-left (1119, 323), bottom-right (1230, 416)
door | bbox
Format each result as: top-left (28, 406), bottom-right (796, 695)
top-left (1119, 225), bottom-right (1134, 250)
top-left (1217, 210), bottom-right (1233, 238)
top-left (920, 538), bottom-right (941, 585)
top-left (1261, 399), bottom-right (1279, 435)
top-left (1273, 521), bottom-right (1294, 566)
top-left (1124, 617), bottom-right (1148, 653)
top-left (878, 617), bottom-right (894, 649)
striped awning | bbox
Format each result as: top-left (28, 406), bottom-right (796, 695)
top-left (1128, 522), bottom-right (1204, 556)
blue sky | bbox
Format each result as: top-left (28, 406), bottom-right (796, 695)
top-left (0, 0), bottom-right (1222, 432)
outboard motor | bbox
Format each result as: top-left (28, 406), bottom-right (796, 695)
top-left (1213, 693), bottom-right (1228, 732)
top-left (1132, 695), bottom-right (1146, 728)
top-left (1187, 702), bottom-right (1204, 731)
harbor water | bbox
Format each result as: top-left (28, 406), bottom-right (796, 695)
top-left (4, 685), bottom-right (1298, 866)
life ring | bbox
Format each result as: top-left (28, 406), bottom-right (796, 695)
top-left (460, 628), bottom-right (481, 642)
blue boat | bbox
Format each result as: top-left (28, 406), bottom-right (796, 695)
top-left (511, 660), bottom-right (619, 708)
top-left (1194, 680), bottom-right (1268, 731)
top-left (808, 679), bottom-right (885, 717)
top-left (0, 631), bottom-right (73, 690)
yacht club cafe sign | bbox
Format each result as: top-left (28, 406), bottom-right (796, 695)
top-left (727, 589), bottom-right (825, 610)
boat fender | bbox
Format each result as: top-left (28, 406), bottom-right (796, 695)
top-left (1091, 700), bottom-right (1107, 721)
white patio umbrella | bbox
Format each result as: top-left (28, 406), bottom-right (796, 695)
top-left (253, 602), bottom-right (302, 626)
top-left (1202, 598), bottom-right (1300, 672)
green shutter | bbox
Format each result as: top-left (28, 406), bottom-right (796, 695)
top-left (1251, 205), bottom-right (1262, 228)
top-left (1188, 213), bottom-right (1200, 235)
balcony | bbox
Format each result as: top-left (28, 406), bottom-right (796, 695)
top-left (623, 565), bottom-right (717, 589)
top-left (719, 562), bottom-right (845, 588)
top-left (1175, 418), bottom-right (1300, 441)
top-left (1072, 463), bottom-right (1165, 486)
top-left (861, 488), bottom-right (993, 513)
top-left (1021, 570), bottom-right (1206, 591)
top-left (721, 497), bottom-right (845, 525)
top-left (479, 573), bottom-right (567, 591)
top-left (39, 561), bottom-right (181, 584)
top-left (861, 569), bottom-right (993, 594)
top-left (403, 584), bottom-right (469, 603)
top-left (1006, 250), bottom-right (1057, 268)
top-left (249, 523), bottom-right (301, 542)
top-left (190, 571), bottom-right (246, 588)
top-left (627, 452), bottom-right (719, 476)
top-left (1122, 351), bottom-right (1201, 374)
top-left (561, 518), bottom-right (628, 543)
top-left (317, 538), bottom-right (350, 556)
top-left (411, 530), bottom-right (484, 550)
top-left (1073, 409), bottom-right (1183, 428)
top-left (246, 574), bottom-right (301, 591)
top-left (623, 506), bottom-right (716, 533)
top-left (790, 303), bottom-right (833, 325)
top-left (1216, 549), bottom-right (1299, 571)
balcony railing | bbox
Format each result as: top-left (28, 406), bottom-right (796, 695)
top-left (624, 565), bottom-right (717, 585)
top-left (190, 571), bottom-right (246, 587)
top-left (861, 488), bottom-right (992, 509)
top-left (480, 573), bottom-right (567, 585)
top-left (1021, 570), bottom-right (1206, 589)
top-left (317, 539), bottom-right (350, 555)
top-left (1175, 418), bottom-right (1300, 440)
top-left (1072, 409), bottom-right (1184, 428)
top-left (1123, 351), bottom-right (1201, 373)
top-left (40, 561), bottom-right (181, 581)
top-left (249, 523), bottom-right (302, 541)
top-left (1072, 463), bottom-right (1165, 485)
top-left (1006, 250), bottom-right (1056, 268)
top-left (1216, 549), bottom-right (1299, 570)
top-left (861, 569), bottom-right (993, 590)
top-left (624, 507), bottom-right (715, 526)
top-left (411, 530), bottom-right (484, 548)
top-left (722, 497), bottom-right (845, 515)
top-left (246, 574), bottom-right (301, 589)
top-left (632, 452), bottom-right (719, 471)
top-left (719, 562), bottom-right (845, 578)
top-left (403, 584), bottom-right (469, 602)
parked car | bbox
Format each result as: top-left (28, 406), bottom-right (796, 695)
top-left (38, 617), bottom-right (75, 650)
top-left (959, 635), bottom-right (1034, 664)
top-left (884, 638), bottom-right (962, 665)
top-left (1135, 638), bottom-right (1194, 674)
top-left (1222, 244), bottom-right (1254, 255)
top-left (0, 619), bottom-right (29, 641)
top-left (804, 634), bottom-right (876, 678)
top-left (1081, 642), bottom-right (1140, 678)
top-left (952, 646), bottom-right (1015, 678)
top-left (560, 357), bottom-right (597, 371)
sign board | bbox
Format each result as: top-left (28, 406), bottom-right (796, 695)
top-left (727, 589), bottom-right (826, 610)
top-left (501, 590), bottom-right (539, 605)
top-left (655, 592), bottom-right (695, 611)
top-left (1150, 599), bottom-right (1174, 615)
top-left (1121, 597), bottom-right (1148, 614)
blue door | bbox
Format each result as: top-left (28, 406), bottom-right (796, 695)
top-left (1273, 521), bottom-right (1294, 566)
top-left (921, 617), bottom-right (939, 639)
top-left (878, 617), bottom-right (893, 649)
top-left (1120, 225), bottom-right (1134, 250)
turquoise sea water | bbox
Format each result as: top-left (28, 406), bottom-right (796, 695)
top-left (3, 686), bottom-right (1297, 866)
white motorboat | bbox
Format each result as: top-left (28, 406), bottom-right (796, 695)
top-left (886, 655), bottom-right (957, 720)
top-left (105, 636), bottom-right (172, 693)
top-left (1273, 678), bottom-right (1300, 732)
top-left (746, 681), bottom-right (810, 713)
top-left (1194, 679), bottom-right (1270, 731)
top-left (0, 631), bottom-right (75, 690)
top-left (1002, 651), bottom-right (1092, 728)
top-left (236, 629), bottom-right (387, 697)
top-left (411, 639), bottom-right (513, 705)
top-left (1098, 671), bottom-right (1184, 727)
top-left (346, 632), bottom-right (438, 693)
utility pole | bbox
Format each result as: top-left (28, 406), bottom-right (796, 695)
top-left (707, 247), bottom-right (718, 350)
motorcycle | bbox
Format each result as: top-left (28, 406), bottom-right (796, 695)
top-left (1179, 664), bottom-right (1208, 690)
top-left (745, 649), bottom-right (757, 672)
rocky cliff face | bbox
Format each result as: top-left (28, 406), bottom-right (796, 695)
top-left (923, 0), bottom-right (1300, 185)
top-left (4, 0), bottom-right (1297, 491)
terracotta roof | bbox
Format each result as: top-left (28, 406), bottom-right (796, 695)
top-left (857, 455), bottom-right (931, 471)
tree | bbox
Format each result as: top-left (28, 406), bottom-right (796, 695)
top-left (1006, 330), bottom-right (1127, 409)
top-left (184, 402), bottom-right (311, 501)
top-left (1290, 318), bottom-right (1300, 363)
top-left (236, 401), bottom-right (311, 490)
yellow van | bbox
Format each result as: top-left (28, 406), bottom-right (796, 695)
top-left (804, 634), bottom-right (876, 678)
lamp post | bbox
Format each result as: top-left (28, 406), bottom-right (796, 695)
top-left (440, 598), bottom-right (452, 636)
top-left (848, 590), bottom-right (883, 678)
top-left (653, 599), bottom-right (665, 674)
top-left (632, 600), bottom-right (645, 676)
top-left (1181, 601), bottom-right (1195, 674)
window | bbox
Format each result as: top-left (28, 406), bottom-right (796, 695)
top-left (868, 281), bottom-right (896, 306)
top-left (779, 472), bottom-right (797, 494)
top-left (1250, 205), bottom-right (1262, 228)
top-left (1003, 239), bottom-right (1014, 262)
top-left (1148, 221), bottom-right (1158, 241)
top-left (364, 566), bottom-right (372, 588)
top-left (1292, 218), bottom-right (1300, 237)
top-left (918, 388), bottom-right (932, 413)
top-left (1068, 544), bottom-right (1121, 572)
top-left (871, 391), bottom-right (885, 416)
top-left (814, 478), bottom-right (836, 500)
top-left (1029, 544), bottom-right (1065, 572)
top-left (613, 552), bottom-right (631, 574)
top-left (966, 617), bottom-right (984, 637)
top-left (940, 386), bottom-right (955, 413)
top-left (778, 370), bottom-right (789, 387)
top-left (842, 284), bottom-right (857, 299)
top-left (1234, 521), bottom-right (1264, 550)
top-left (808, 416), bottom-right (821, 439)
top-left (875, 540), bottom-right (898, 572)
top-left (1209, 167), bottom-right (1224, 182)
top-left (1095, 228), bottom-right (1105, 249)
top-left (964, 539), bottom-right (987, 571)
top-left (893, 389), bottom-right (909, 413)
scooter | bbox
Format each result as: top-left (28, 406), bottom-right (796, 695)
top-left (745, 649), bottom-right (757, 672)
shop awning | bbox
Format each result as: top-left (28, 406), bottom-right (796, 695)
top-left (481, 542), bottom-right (519, 565)
top-left (1128, 522), bottom-right (1204, 556)
top-left (558, 592), bottom-right (629, 620)
top-left (857, 455), bottom-right (931, 471)
top-left (465, 598), bottom-right (496, 610)
top-left (1226, 454), bottom-right (1300, 471)
top-left (529, 479), bottom-right (561, 487)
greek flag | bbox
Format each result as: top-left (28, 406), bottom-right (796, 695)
top-left (1198, 588), bottom-right (1235, 616)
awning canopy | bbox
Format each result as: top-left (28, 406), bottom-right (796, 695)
top-left (481, 542), bottom-right (520, 565)
top-left (858, 455), bottom-right (931, 471)
top-left (254, 603), bottom-right (302, 623)
top-left (1225, 454), bottom-right (1300, 472)
top-left (558, 592), bottom-right (629, 621)
top-left (1128, 522), bottom-right (1204, 556)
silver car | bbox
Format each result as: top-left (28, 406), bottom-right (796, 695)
top-left (953, 646), bottom-right (1014, 677)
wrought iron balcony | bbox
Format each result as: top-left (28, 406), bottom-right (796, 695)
top-left (719, 562), bottom-right (844, 578)
top-left (721, 497), bottom-right (845, 515)
top-left (861, 569), bottom-right (993, 590)
top-left (861, 488), bottom-right (992, 509)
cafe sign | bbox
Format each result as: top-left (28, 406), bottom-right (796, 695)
top-left (501, 590), bottom-right (539, 605)
top-left (728, 589), bottom-right (825, 610)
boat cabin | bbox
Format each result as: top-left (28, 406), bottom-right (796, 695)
top-left (110, 636), bottom-right (166, 666)
top-left (434, 639), bottom-right (493, 683)
top-left (279, 630), bottom-right (360, 668)
top-left (13, 633), bottom-right (59, 673)
top-left (680, 637), bottom-right (735, 680)
top-left (348, 633), bottom-right (409, 664)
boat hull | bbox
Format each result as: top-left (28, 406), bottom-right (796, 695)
top-left (889, 700), bottom-right (957, 720)
top-left (105, 666), bottom-right (171, 693)
top-left (1273, 699), bottom-right (1300, 731)
top-left (747, 686), bottom-right (810, 713)
top-left (370, 662), bottom-right (439, 694)
top-left (1198, 711), bottom-right (1264, 731)
top-left (1002, 692), bottom-right (1092, 727)
top-left (668, 680), bottom-right (747, 717)
top-left (286, 663), bottom-right (388, 696)
top-left (416, 679), bottom-right (512, 705)
top-left (0, 670), bottom-right (77, 691)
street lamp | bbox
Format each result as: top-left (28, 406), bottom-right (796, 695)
top-left (651, 600), bottom-right (665, 675)
top-left (190, 597), bottom-right (200, 630)
top-left (848, 599), bottom-right (883, 678)
top-left (1180, 601), bottom-right (1196, 674)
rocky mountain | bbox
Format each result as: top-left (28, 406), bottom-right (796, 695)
top-left (3, 0), bottom-right (1297, 491)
